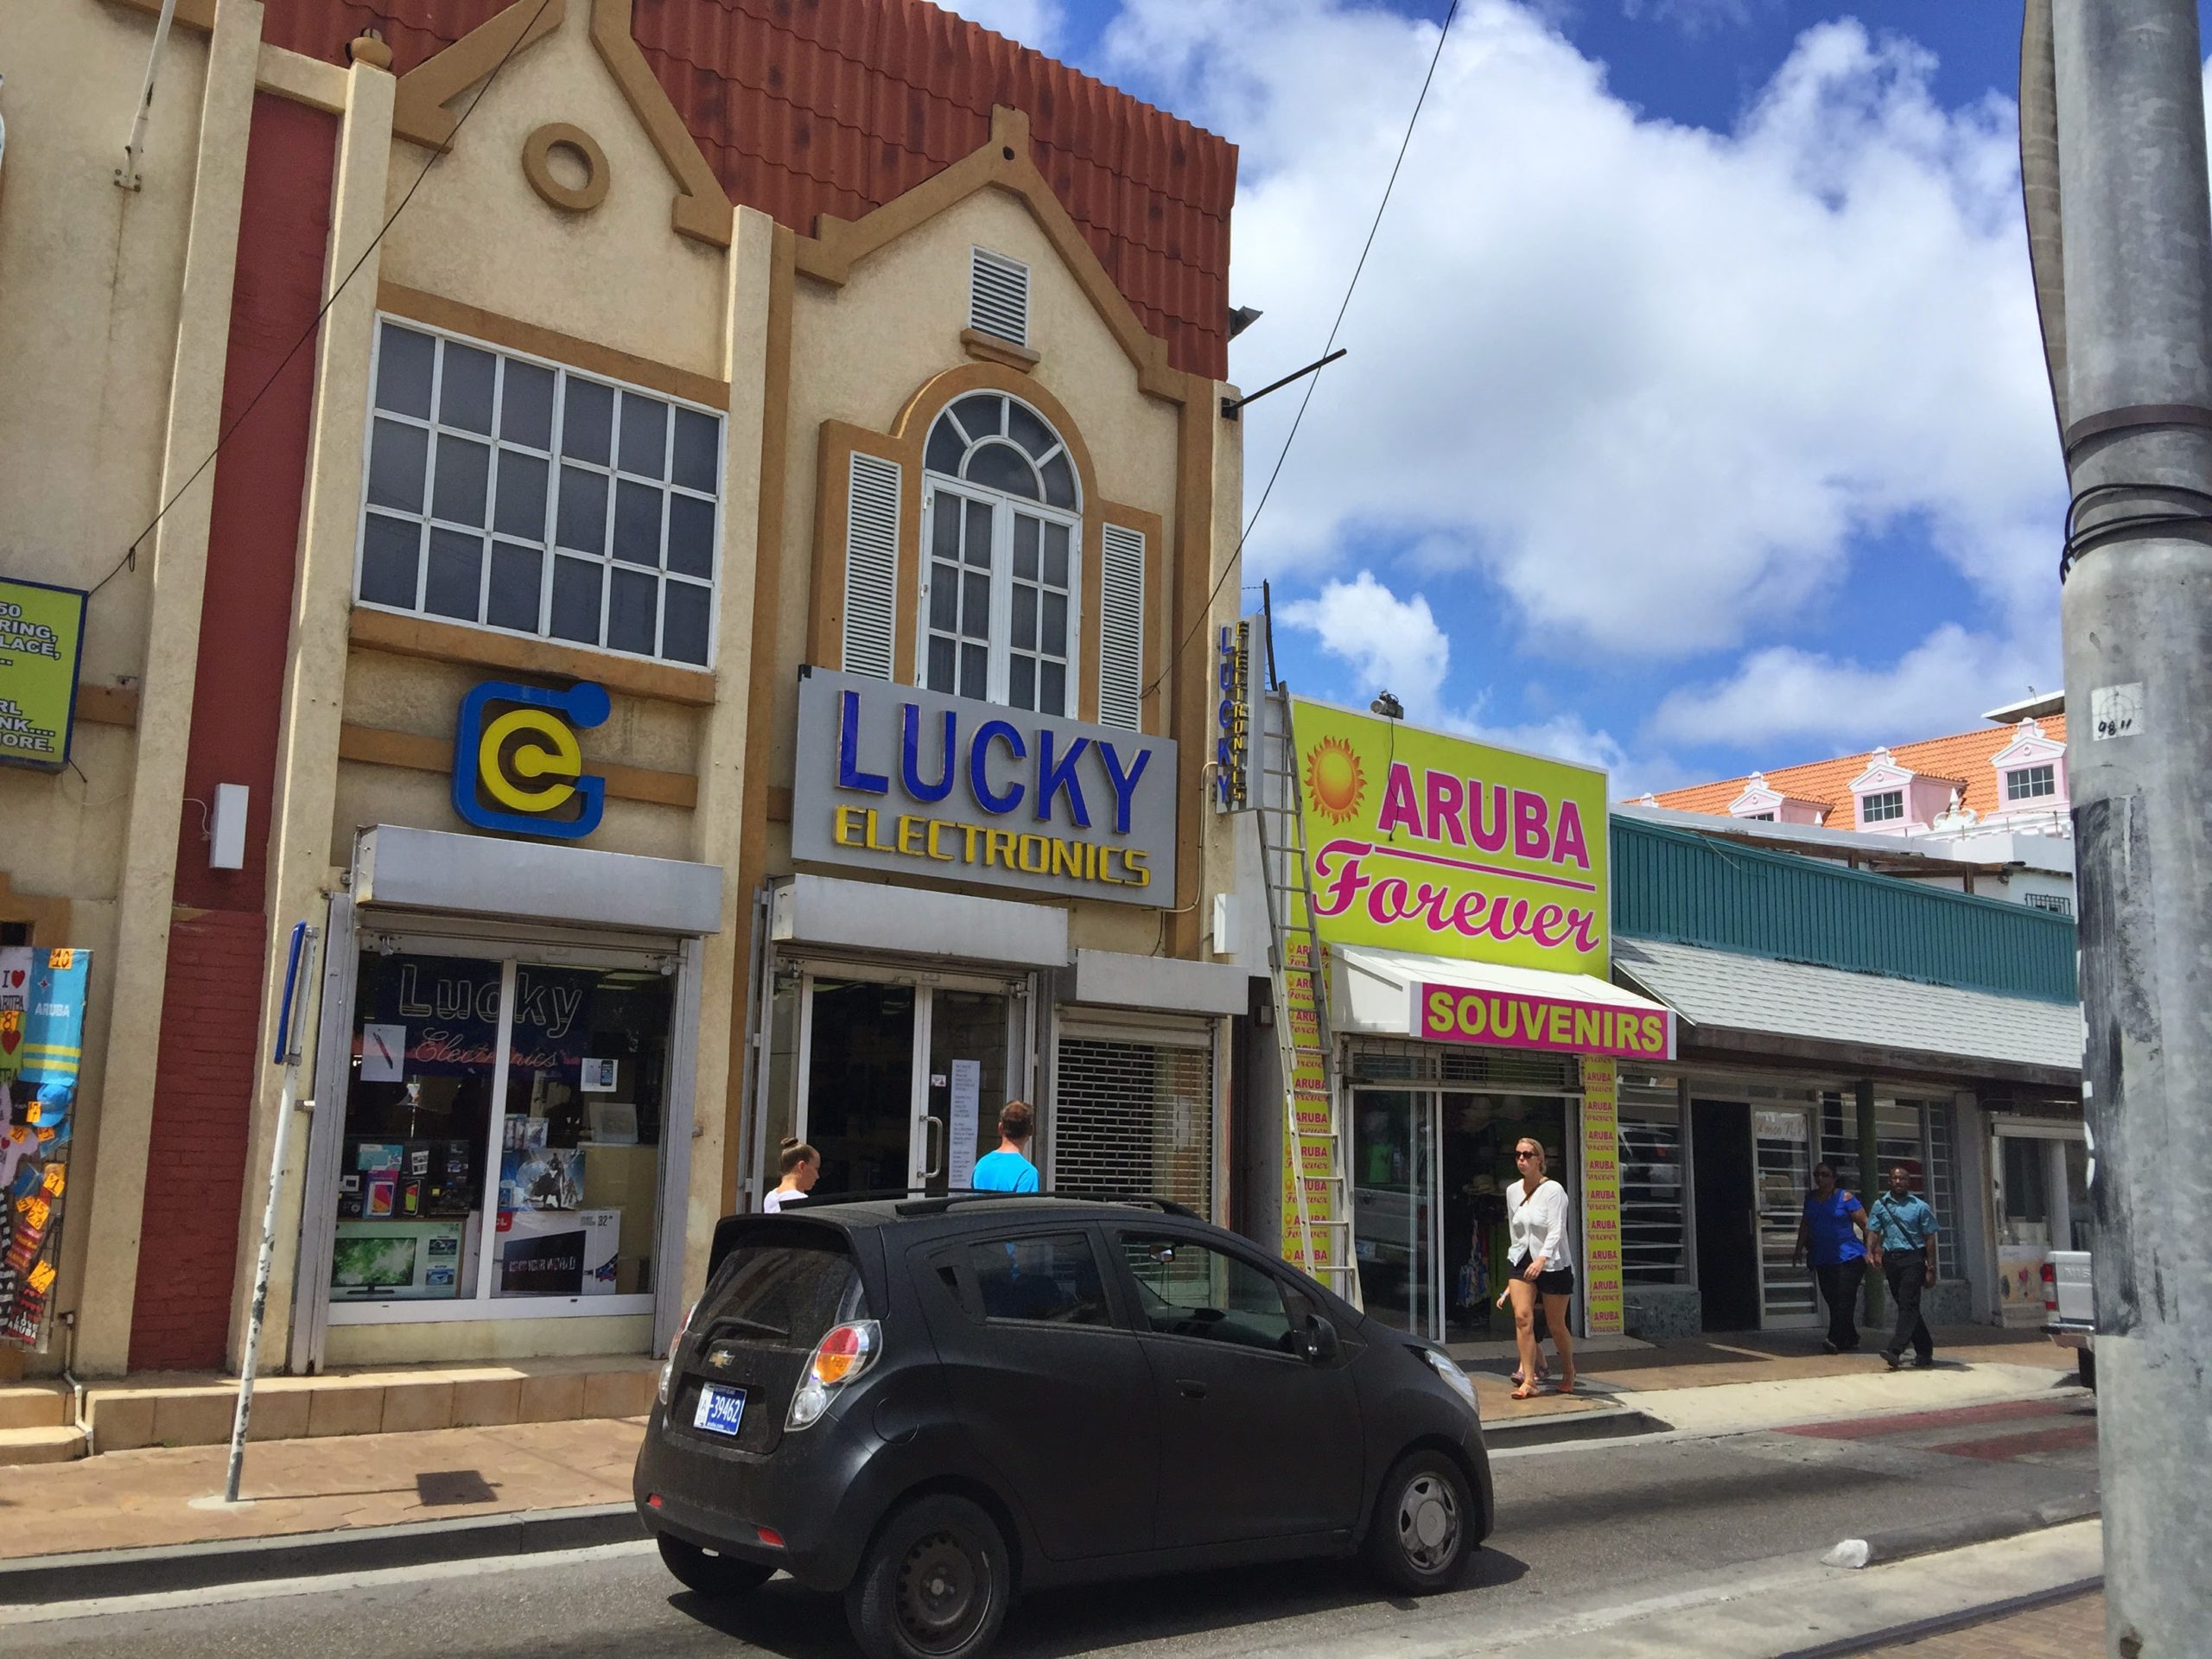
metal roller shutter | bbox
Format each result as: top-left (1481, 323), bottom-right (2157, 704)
top-left (1052, 1033), bottom-right (1214, 1213)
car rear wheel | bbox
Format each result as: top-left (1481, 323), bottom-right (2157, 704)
top-left (657, 1534), bottom-right (775, 1598)
top-left (844, 1494), bottom-right (1010, 1659)
top-left (1364, 1450), bottom-right (1474, 1594)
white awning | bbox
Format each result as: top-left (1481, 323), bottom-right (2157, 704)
top-left (1332, 944), bottom-right (1676, 1063)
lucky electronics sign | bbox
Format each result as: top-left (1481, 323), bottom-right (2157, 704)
top-left (793, 667), bottom-right (1177, 907)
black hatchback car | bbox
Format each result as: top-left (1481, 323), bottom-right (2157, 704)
top-left (634, 1196), bottom-right (1492, 1659)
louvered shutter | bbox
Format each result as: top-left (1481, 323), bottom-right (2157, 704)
top-left (969, 247), bottom-right (1031, 348)
top-left (1097, 523), bottom-right (1146, 729)
top-left (842, 453), bottom-right (900, 679)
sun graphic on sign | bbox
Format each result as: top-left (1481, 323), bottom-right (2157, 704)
top-left (1304, 737), bottom-right (1365, 823)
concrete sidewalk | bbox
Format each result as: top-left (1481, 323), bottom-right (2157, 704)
top-left (0, 1324), bottom-right (2084, 1595)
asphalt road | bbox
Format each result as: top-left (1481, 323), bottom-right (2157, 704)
top-left (0, 1396), bottom-right (2100, 1659)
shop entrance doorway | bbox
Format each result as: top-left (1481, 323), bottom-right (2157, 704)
top-left (794, 966), bottom-right (1026, 1198)
top-left (1691, 1100), bottom-right (1758, 1330)
top-left (1992, 1122), bottom-right (2088, 1325)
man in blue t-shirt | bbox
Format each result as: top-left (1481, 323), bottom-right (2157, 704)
top-left (1868, 1165), bottom-right (1941, 1370)
top-left (970, 1100), bottom-right (1040, 1193)
top-left (1793, 1161), bottom-right (1869, 1353)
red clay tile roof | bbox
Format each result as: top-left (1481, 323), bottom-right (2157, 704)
top-left (262, 0), bottom-right (1237, 378)
top-left (1646, 716), bottom-right (2069, 823)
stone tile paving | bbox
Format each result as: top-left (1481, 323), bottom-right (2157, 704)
top-left (1880, 1589), bottom-right (2104, 1656)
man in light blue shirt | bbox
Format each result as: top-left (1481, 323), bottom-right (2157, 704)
top-left (970, 1100), bottom-right (1040, 1193)
top-left (1867, 1165), bottom-right (1940, 1370)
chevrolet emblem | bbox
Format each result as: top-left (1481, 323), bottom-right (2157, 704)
top-left (708, 1349), bottom-right (734, 1370)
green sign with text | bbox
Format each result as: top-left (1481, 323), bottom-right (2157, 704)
top-left (0, 578), bottom-right (89, 772)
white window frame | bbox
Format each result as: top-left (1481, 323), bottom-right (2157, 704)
top-left (1859, 789), bottom-right (1904, 824)
top-left (353, 315), bottom-right (726, 670)
top-left (918, 393), bottom-right (1085, 716)
top-left (2005, 764), bottom-right (2056, 802)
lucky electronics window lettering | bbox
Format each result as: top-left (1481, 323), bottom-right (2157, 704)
top-left (357, 320), bottom-right (723, 667)
top-left (922, 392), bottom-right (1081, 715)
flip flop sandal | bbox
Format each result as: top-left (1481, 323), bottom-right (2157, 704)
top-left (1510, 1385), bottom-right (1541, 1400)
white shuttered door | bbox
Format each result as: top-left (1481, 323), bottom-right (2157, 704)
top-left (1097, 524), bottom-right (1146, 730)
top-left (843, 453), bottom-right (900, 679)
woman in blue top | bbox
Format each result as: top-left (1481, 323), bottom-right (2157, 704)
top-left (1792, 1161), bottom-right (1870, 1353)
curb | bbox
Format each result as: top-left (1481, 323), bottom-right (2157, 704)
top-left (0, 1503), bottom-right (646, 1607)
top-left (1484, 1403), bottom-right (1669, 1448)
top-left (1821, 1493), bottom-right (2101, 1570)
top-left (1774, 1574), bottom-right (2102, 1658)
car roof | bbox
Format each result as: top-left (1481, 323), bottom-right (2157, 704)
top-left (746, 1193), bottom-right (1206, 1230)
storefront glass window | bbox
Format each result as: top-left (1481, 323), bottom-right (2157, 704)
top-left (1618, 1083), bottom-right (1687, 1285)
top-left (491, 962), bottom-right (670, 1300)
top-left (329, 949), bottom-right (669, 1311)
top-left (1351, 1090), bottom-right (1428, 1337)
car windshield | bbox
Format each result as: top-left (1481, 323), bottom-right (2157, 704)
top-left (700, 1236), bottom-right (868, 1350)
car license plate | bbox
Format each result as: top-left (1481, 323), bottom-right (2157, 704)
top-left (693, 1382), bottom-right (747, 1437)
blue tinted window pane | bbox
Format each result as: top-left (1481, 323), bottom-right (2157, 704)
top-left (1006, 402), bottom-right (1055, 460)
top-left (613, 480), bottom-right (663, 567)
top-left (439, 342), bottom-right (497, 434)
top-left (432, 434), bottom-right (491, 527)
top-left (493, 449), bottom-right (548, 540)
top-left (1009, 655), bottom-right (1035, 710)
top-left (549, 555), bottom-right (602, 643)
top-left (562, 378), bottom-right (613, 463)
top-left (619, 392), bottom-right (669, 479)
top-left (927, 635), bottom-right (955, 692)
top-left (376, 324), bottom-right (434, 417)
top-left (665, 493), bottom-right (715, 578)
top-left (926, 416), bottom-right (964, 476)
top-left (486, 542), bottom-right (543, 632)
top-left (671, 407), bottom-right (719, 493)
top-left (607, 565), bottom-right (658, 655)
top-left (366, 418), bottom-right (428, 513)
top-left (1040, 453), bottom-right (1076, 510)
top-left (964, 442), bottom-right (1039, 499)
top-left (500, 360), bottom-right (556, 448)
top-left (661, 580), bottom-right (711, 665)
top-left (950, 394), bottom-right (1002, 442)
top-left (359, 513), bottom-right (421, 607)
top-left (1040, 660), bottom-right (1065, 715)
top-left (423, 528), bottom-right (483, 621)
top-left (556, 465), bottom-right (608, 553)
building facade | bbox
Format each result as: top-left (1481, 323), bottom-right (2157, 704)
top-left (0, 0), bottom-right (1242, 1383)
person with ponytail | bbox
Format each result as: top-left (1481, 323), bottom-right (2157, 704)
top-left (762, 1137), bottom-right (820, 1211)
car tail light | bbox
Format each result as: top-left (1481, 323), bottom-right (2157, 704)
top-left (2041, 1262), bottom-right (2057, 1313)
top-left (756, 1527), bottom-right (785, 1549)
top-left (787, 1319), bottom-right (880, 1429)
top-left (658, 1300), bottom-right (697, 1407)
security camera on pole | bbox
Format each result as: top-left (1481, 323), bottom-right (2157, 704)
top-left (2023, 2), bottom-right (2212, 1649)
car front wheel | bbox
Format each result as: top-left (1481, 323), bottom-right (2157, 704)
top-left (844, 1494), bottom-right (1011, 1659)
top-left (1364, 1450), bottom-right (1474, 1594)
top-left (656, 1533), bottom-right (775, 1597)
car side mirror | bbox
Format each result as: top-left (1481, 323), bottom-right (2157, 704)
top-left (1297, 1315), bottom-right (1340, 1364)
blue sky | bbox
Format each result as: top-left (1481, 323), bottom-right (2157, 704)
top-left (957, 1), bottom-right (2202, 792)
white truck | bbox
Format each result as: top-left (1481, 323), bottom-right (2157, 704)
top-left (2042, 1248), bottom-right (2094, 1389)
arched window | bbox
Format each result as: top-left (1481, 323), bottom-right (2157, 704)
top-left (920, 392), bottom-right (1082, 715)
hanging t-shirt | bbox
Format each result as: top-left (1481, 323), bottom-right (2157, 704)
top-left (970, 1150), bottom-right (1039, 1193)
top-left (1803, 1188), bottom-right (1866, 1265)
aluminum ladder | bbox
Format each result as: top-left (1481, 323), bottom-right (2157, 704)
top-left (1253, 686), bottom-right (1362, 1309)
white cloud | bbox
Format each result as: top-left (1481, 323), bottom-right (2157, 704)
top-left (936, 0), bottom-right (1063, 53)
top-left (1277, 569), bottom-right (1677, 791)
top-left (1649, 622), bottom-right (2047, 749)
top-left (1108, 3), bottom-right (2064, 661)
top-left (1620, 0), bottom-right (1765, 36)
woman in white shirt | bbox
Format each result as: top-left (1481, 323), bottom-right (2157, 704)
top-left (1504, 1136), bottom-right (1576, 1398)
top-left (761, 1137), bottom-right (819, 1211)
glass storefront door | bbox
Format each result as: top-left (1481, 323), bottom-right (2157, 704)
top-left (1351, 1090), bottom-right (1433, 1336)
top-left (793, 965), bottom-right (1025, 1199)
top-left (1752, 1108), bottom-right (1818, 1328)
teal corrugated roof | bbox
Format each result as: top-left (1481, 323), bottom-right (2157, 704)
top-left (1611, 817), bottom-right (2077, 1006)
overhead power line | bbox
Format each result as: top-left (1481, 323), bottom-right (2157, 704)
top-left (1143, 0), bottom-right (1462, 702)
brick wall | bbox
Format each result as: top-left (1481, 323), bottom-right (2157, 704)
top-left (127, 910), bottom-right (270, 1370)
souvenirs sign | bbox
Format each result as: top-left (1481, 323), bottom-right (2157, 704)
top-left (1, 946), bottom-right (91, 1349)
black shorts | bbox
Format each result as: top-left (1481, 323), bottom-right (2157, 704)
top-left (1513, 1262), bottom-right (1576, 1298)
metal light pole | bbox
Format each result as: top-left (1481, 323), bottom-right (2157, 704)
top-left (2026, 3), bottom-right (2212, 1649)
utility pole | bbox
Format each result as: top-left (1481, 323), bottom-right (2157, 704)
top-left (2028, 3), bottom-right (2212, 1650)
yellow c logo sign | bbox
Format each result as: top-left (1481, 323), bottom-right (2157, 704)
top-left (479, 708), bottom-right (583, 813)
top-left (453, 680), bottom-right (610, 839)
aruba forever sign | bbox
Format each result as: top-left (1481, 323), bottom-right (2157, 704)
top-left (792, 667), bottom-right (1177, 908)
